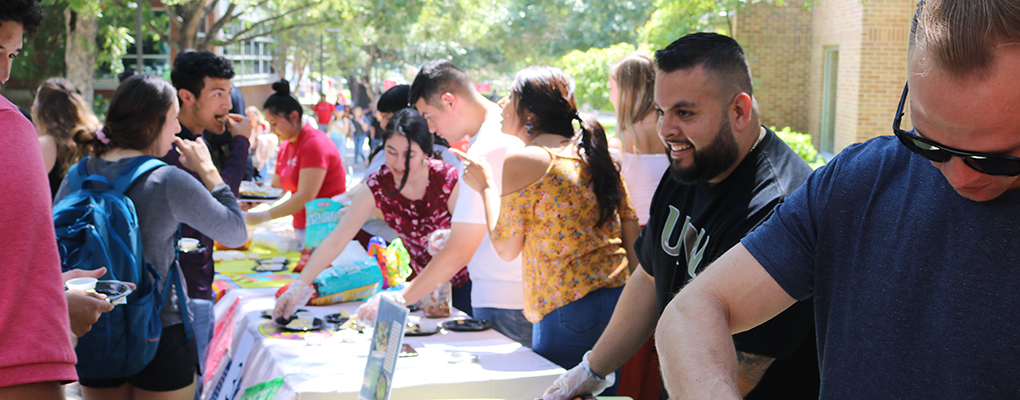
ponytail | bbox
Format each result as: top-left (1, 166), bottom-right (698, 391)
top-left (72, 125), bottom-right (106, 160)
top-left (509, 65), bottom-right (627, 229)
top-left (575, 114), bottom-right (624, 228)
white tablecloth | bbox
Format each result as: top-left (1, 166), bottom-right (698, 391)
top-left (208, 288), bottom-right (563, 399)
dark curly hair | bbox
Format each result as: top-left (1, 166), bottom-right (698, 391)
top-left (170, 49), bottom-right (235, 99)
top-left (0, 0), bottom-right (45, 37)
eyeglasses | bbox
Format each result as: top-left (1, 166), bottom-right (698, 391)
top-left (893, 82), bottom-right (1020, 177)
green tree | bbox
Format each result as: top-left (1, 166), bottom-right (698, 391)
top-left (110, 0), bottom-right (344, 52)
top-left (557, 42), bottom-right (638, 112)
top-left (488, 0), bottom-right (654, 69)
top-left (638, 0), bottom-right (789, 50)
top-left (9, 1), bottom-right (65, 93)
top-left (273, 0), bottom-right (655, 105)
top-left (63, 0), bottom-right (133, 106)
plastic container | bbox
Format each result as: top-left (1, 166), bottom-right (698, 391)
top-left (304, 332), bottom-right (324, 346)
top-left (253, 230), bottom-right (303, 253)
top-left (179, 238), bottom-right (200, 251)
top-left (66, 277), bottom-right (97, 292)
top-left (421, 282), bottom-right (452, 318)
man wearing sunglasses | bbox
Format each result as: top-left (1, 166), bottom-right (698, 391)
top-left (655, 0), bottom-right (1020, 399)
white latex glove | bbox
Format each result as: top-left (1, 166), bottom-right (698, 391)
top-left (244, 210), bottom-right (272, 226)
top-left (427, 229), bottom-right (451, 256)
top-left (330, 191), bottom-right (354, 208)
top-left (355, 291), bottom-right (406, 325)
top-left (331, 189), bottom-right (355, 219)
top-left (273, 280), bottom-right (316, 320)
top-left (542, 351), bottom-right (616, 400)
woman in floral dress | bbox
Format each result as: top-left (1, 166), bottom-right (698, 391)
top-left (274, 108), bottom-right (469, 319)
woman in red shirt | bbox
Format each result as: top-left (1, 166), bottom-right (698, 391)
top-left (272, 108), bottom-right (469, 320)
top-left (244, 81), bottom-right (346, 231)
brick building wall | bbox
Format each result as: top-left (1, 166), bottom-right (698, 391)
top-left (736, 0), bottom-right (914, 155)
top-left (734, 0), bottom-right (812, 134)
top-left (855, 1), bottom-right (914, 144)
top-left (806, 0), bottom-right (865, 155)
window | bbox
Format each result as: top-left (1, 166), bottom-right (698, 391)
top-left (96, 9), bottom-right (171, 89)
top-left (222, 21), bottom-right (277, 86)
top-left (820, 46), bottom-right (839, 157)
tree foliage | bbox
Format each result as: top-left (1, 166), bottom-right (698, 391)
top-left (557, 43), bottom-right (638, 112)
top-left (638, 0), bottom-right (788, 50)
top-left (773, 126), bottom-right (826, 169)
top-left (488, 0), bottom-right (654, 69)
top-left (110, 0), bottom-right (343, 52)
top-left (8, 0), bottom-right (66, 91)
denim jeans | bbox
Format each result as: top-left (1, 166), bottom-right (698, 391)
top-left (473, 307), bottom-right (533, 348)
top-left (188, 298), bottom-right (215, 400)
top-left (452, 281), bottom-right (472, 318)
top-left (532, 286), bottom-right (623, 369)
top-left (352, 134), bottom-right (368, 164)
top-left (329, 133), bottom-right (346, 158)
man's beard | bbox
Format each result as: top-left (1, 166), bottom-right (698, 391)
top-left (668, 118), bottom-right (740, 185)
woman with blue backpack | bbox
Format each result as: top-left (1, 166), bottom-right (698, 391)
top-left (54, 74), bottom-right (248, 400)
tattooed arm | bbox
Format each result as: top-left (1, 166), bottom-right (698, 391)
top-left (737, 351), bottom-right (775, 396)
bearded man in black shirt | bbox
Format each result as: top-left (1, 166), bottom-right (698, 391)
top-left (543, 32), bottom-right (819, 400)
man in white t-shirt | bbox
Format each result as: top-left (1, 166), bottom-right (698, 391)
top-left (357, 60), bottom-right (531, 347)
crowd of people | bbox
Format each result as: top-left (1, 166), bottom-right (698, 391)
top-left (4, 0), bottom-right (1020, 399)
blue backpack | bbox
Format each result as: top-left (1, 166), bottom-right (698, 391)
top-left (53, 156), bottom-right (190, 380)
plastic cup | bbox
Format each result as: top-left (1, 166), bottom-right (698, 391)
top-left (66, 277), bottom-right (98, 292)
top-left (418, 319), bottom-right (439, 333)
top-left (304, 332), bottom-right (324, 346)
top-left (179, 238), bottom-right (200, 251)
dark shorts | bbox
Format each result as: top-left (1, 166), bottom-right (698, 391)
top-left (79, 323), bottom-right (198, 392)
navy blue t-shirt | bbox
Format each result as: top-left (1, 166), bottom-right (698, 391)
top-left (744, 135), bottom-right (1020, 399)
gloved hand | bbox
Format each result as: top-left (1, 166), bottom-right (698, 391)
top-left (244, 210), bottom-right (272, 226)
top-left (355, 291), bottom-right (407, 325)
top-left (427, 229), bottom-right (451, 256)
top-left (330, 191), bottom-right (353, 208)
top-left (273, 280), bottom-right (316, 320)
top-left (542, 351), bottom-right (616, 400)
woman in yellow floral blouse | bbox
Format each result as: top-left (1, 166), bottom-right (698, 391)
top-left (453, 66), bottom-right (640, 374)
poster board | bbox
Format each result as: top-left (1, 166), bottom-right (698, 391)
top-left (358, 296), bottom-right (409, 400)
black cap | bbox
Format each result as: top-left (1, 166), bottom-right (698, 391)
top-left (377, 85), bottom-right (411, 113)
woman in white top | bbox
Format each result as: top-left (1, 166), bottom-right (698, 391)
top-left (607, 54), bottom-right (669, 226)
top-left (605, 52), bottom-right (669, 398)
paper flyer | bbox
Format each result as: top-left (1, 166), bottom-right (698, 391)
top-left (359, 296), bottom-right (409, 400)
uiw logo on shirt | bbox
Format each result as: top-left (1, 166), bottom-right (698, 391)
top-left (284, 157), bottom-right (298, 168)
top-left (661, 205), bottom-right (710, 278)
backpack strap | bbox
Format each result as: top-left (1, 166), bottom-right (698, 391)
top-left (163, 227), bottom-right (194, 341)
top-left (165, 262), bottom-right (194, 341)
top-left (65, 157), bottom-right (92, 191)
top-left (112, 156), bottom-right (167, 195)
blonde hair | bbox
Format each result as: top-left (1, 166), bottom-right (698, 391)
top-left (245, 105), bottom-right (263, 121)
top-left (32, 77), bottom-right (100, 176)
top-left (911, 0), bottom-right (1020, 78)
top-left (610, 54), bottom-right (656, 154)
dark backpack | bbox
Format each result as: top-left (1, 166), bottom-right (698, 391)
top-left (53, 156), bottom-right (190, 379)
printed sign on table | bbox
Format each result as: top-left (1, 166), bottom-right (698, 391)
top-left (359, 296), bottom-right (408, 400)
top-left (210, 330), bottom-right (255, 400)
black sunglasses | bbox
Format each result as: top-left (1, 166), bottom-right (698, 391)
top-left (893, 82), bottom-right (1020, 177)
